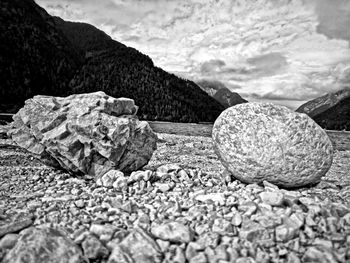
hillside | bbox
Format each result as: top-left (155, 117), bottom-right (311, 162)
top-left (197, 80), bottom-right (247, 108)
top-left (213, 87), bottom-right (247, 108)
top-left (0, 0), bottom-right (81, 113)
top-left (0, 0), bottom-right (224, 122)
top-left (297, 88), bottom-right (350, 130)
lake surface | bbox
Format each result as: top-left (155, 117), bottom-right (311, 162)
top-left (149, 121), bottom-right (350, 151)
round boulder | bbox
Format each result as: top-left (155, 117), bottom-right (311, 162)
top-left (212, 103), bottom-right (333, 188)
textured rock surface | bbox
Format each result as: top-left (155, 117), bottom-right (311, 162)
top-left (2, 227), bottom-right (85, 263)
top-left (9, 92), bottom-right (157, 177)
top-left (212, 103), bottom-right (334, 188)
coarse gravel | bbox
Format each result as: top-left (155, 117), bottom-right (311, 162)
top-left (0, 133), bottom-right (350, 262)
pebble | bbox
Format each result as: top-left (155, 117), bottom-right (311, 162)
top-left (1, 133), bottom-right (350, 263)
top-left (259, 191), bottom-right (284, 206)
top-left (74, 200), bottom-right (85, 208)
top-left (151, 222), bottom-right (194, 243)
top-left (195, 193), bottom-right (226, 206)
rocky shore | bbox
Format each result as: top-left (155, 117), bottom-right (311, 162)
top-left (1, 133), bottom-right (350, 262)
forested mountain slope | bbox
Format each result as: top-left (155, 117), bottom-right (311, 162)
top-left (0, 0), bottom-right (224, 122)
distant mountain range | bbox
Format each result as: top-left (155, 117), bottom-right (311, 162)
top-left (0, 0), bottom-right (224, 122)
top-left (197, 80), bottom-right (247, 108)
top-left (296, 88), bottom-right (350, 131)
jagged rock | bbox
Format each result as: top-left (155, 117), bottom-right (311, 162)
top-left (9, 92), bottom-right (157, 178)
top-left (151, 222), bottom-right (194, 243)
top-left (212, 103), bottom-right (333, 188)
top-left (107, 228), bottom-right (162, 263)
top-left (2, 227), bottom-right (86, 263)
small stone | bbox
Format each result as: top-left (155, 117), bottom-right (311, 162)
top-left (156, 163), bottom-right (182, 174)
top-left (287, 252), bottom-right (301, 263)
top-left (3, 227), bottom-right (84, 263)
top-left (173, 247), bottom-right (186, 263)
top-left (186, 242), bottom-right (202, 260)
top-left (235, 257), bottom-right (254, 263)
top-left (0, 234), bottom-right (19, 250)
top-left (151, 222), bottom-right (194, 243)
top-left (100, 170), bottom-right (124, 188)
top-left (156, 239), bottom-right (170, 252)
top-left (107, 228), bottom-right (162, 263)
top-left (196, 233), bottom-right (220, 249)
top-left (74, 200), bottom-right (85, 208)
top-left (313, 238), bottom-right (333, 249)
top-left (128, 170), bottom-right (153, 183)
top-left (112, 175), bottom-right (128, 190)
top-left (82, 234), bottom-right (109, 260)
top-left (302, 246), bottom-right (338, 263)
top-left (195, 193), bottom-right (226, 206)
top-left (231, 213), bottom-right (242, 226)
top-left (239, 220), bottom-right (268, 242)
top-left (155, 182), bottom-right (173, 193)
top-left (90, 224), bottom-right (117, 240)
top-left (259, 191), bottom-right (284, 206)
top-left (275, 213), bottom-right (304, 243)
top-left (189, 252), bottom-right (207, 263)
top-left (238, 201), bottom-right (257, 216)
top-left (212, 218), bottom-right (233, 235)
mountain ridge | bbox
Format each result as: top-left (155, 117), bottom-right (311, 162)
top-left (296, 88), bottom-right (350, 130)
top-left (0, 0), bottom-right (224, 122)
top-left (197, 80), bottom-right (247, 108)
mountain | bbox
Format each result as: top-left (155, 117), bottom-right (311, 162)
top-left (0, 0), bottom-right (81, 113)
top-left (296, 88), bottom-right (350, 130)
top-left (213, 87), bottom-right (247, 108)
top-left (197, 80), bottom-right (247, 108)
top-left (197, 80), bottom-right (227, 96)
top-left (0, 0), bottom-right (224, 122)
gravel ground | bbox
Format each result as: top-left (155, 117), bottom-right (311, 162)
top-left (1, 133), bottom-right (350, 262)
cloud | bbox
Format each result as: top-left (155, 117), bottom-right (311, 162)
top-left (35, 0), bottom-right (350, 109)
top-left (200, 60), bottom-right (226, 74)
top-left (315, 0), bottom-right (350, 43)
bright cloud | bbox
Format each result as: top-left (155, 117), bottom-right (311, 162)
top-left (36, 0), bottom-right (350, 109)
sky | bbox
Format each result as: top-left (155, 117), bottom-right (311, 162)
top-left (36, 0), bottom-right (350, 109)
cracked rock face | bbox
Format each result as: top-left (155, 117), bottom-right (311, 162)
top-left (9, 92), bottom-right (157, 178)
top-left (212, 103), bottom-right (333, 188)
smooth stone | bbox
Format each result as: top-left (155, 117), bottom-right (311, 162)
top-left (212, 103), bottom-right (333, 188)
